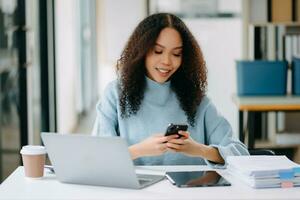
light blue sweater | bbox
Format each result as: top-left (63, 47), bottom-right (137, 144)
top-left (93, 77), bottom-right (249, 167)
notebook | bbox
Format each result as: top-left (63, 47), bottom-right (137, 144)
top-left (227, 156), bottom-right (300, 188)
top-left (227, 156), bottom-right (300, 178)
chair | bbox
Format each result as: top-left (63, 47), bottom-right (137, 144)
top-left (248, 149), bottom-right (275, 156)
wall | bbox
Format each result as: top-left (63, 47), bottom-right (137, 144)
top-left (55, 0), bottom-right (79, 133)
top-left (185, 18), bottom-right (242, 135)
top-left (96, 0), bottom-right (147, 94)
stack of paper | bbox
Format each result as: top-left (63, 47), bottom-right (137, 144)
top-left (227, 156), bottom-right (300, 188)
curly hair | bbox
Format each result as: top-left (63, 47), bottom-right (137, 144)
top-left (117, 13), bottom-right (207, 126)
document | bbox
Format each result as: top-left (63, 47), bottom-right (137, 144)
top-left (227, 156), bottom-right (300, 188)
top-left (227, 155), bottom-right (300, 178)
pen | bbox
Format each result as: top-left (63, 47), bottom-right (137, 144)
top-left (165, 174), bottom-right (176, 185)
top-left (44, 165), bottom-right (55, 173)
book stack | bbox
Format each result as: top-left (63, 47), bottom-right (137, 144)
top-left (227, 156), bottom-right (300, 189)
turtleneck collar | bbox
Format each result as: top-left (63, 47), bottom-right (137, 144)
top-left (144, 76), bottom-right (172, 106)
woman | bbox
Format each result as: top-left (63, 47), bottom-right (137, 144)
top-left (93, 13), bottom-right (249, 167)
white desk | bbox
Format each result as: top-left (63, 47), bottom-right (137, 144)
top-left (0, 165), bottom-right (300, 200)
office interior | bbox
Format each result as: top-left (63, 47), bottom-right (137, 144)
top-left (0, 0), bottom-right (300, 183)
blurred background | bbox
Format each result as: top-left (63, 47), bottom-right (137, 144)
top-left (1, 0), bottom-right (300, 182)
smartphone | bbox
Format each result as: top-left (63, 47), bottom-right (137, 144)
top-left (165, 123), bottom-right (188, 138)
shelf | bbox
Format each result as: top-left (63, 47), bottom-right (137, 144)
top-left (232, 94), bottom-right (300, 111)
top-left (241, 0), bottom-right (300, 154)
top-left (255, 139), bottom-right (300, 149)
top-left (276, 133), bottom-right (300, 146)
top-left (249, 22), bottom-right (300, 27)
top-left (255, 133), bottom-right (300, 148)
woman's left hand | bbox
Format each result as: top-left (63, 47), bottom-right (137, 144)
top-left (166, 131), bottom-right (204, 157)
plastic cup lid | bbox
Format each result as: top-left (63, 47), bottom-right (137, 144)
top-left (20, 145), bottom-right (46, 155)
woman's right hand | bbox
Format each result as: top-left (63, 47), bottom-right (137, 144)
top-left (129, 134), bottom-right (178, 160)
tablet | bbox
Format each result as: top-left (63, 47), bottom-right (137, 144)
top-left (165, 171), bottom-right (231, 188)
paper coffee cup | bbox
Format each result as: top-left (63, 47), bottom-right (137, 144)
top-left (20, 145), bottom-right (46, 179)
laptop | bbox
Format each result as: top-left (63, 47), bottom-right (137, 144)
top-left (41, 132), bottom-right (164, 189)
